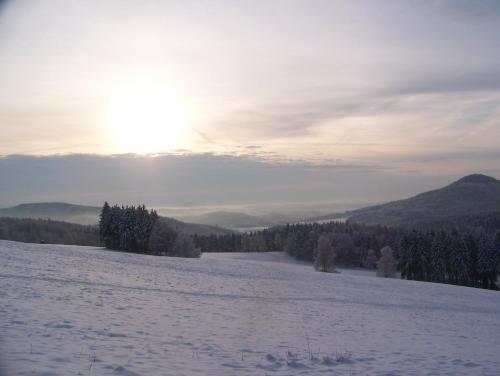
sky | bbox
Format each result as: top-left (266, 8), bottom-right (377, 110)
top-left (0, 0), bottom-right (499, 208)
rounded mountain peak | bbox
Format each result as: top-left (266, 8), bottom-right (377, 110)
top-left (453, 174), bottom-right (498, 185)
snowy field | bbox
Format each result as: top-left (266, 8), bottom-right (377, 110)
top-left (1, 240), bottom-right (499, 376)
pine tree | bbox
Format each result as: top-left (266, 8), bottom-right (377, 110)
top-left (430, 231), bottom-right (447, 283)
top-left (363, 249), bottom-right (378, 269)
top-left (99, 202), bottom-right (111, 247)
top-left (449, 230), bottom-right (468, 285)
top-left (284, 231), bottom-right (299, 258)
top-left (477, 232), bottom-right (498, 289)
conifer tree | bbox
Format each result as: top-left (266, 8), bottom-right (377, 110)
top-left (363, 249), bottom-right (378, 269)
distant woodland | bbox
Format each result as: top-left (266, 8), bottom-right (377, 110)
top-left (0, 217), bottom-right (99, 246)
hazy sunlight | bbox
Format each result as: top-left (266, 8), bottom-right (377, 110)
top-left (108, 84), bottom-right (189, 154)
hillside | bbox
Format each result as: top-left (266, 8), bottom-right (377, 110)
top-left (1, 240), bottom-right (499, 375)
top-left (0, 202), bottom-right (232, 236)
top-left (160, 216), bottom-right (232, 236)
top-left (180, 210), bottom-right (296, 229)
top-left (0, 202), bottom-right (101, 225)
top-left (181, 211), bottom-right (266, 228)
top-left (339, 174), bottom-right (500, 226)
top-left (0, 217), bottom-right (99, 246)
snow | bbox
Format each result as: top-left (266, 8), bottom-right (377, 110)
top-left (1, 240), bottom-right (499, 376)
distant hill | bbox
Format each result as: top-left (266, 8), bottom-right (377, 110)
top-left (160, 217), bottom-right (232, 236)
top-left (181, 211), bottom-right (263, 228)
top-left (0, 202), bottom-right (232, 236)
top-left (0, 202), bottom-right (101, 225)
top-left (180, 211), bottom-right (296, 229)
top-left (336, 174), bottom-right (500, 226)
top-left (0, 217), bottom-right (99, 246)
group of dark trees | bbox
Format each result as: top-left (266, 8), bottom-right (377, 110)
top-left (400, 229), bottom-right (500, 289)
top-left (193, 229), bottom-right (283, 254)
top-left (195, 221), bottom-right (401, 267)
top-left (99, 202), bottom-right (158, 252)
top-left (99, 202), bottom-right (200, 257)
top-left (0, 217), bottom-right (99, 246)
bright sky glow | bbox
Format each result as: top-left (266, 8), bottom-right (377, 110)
top-left (107, 83), bottom-right (190, 153)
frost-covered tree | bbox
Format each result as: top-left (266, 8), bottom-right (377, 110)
top-left (172, 232), bottom-right (201, 258)
top-left (148, 220), bottom-right (177, 256)
top-left (147, 221), bottom-right (200, 258)
top-left (377, 246), bottom-right (397, 278)
top-left (314, 234), bottom-right (336, 272)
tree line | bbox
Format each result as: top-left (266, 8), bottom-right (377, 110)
top-left (0, 217), bottom-right (99, 246)
top-left (195, 221), bottom-right (401, 266)
top-left (400, 229), bottom-right (500, 289)
top-left (194, 219), bottom-right (500, 289)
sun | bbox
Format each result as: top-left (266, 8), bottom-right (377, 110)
top-left (108, 84), bottom-right (189, 154)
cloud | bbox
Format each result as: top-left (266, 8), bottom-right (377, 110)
top-left (442, 0), bottom-right (500, 21)
top-left (0, 153), bottom-right (399, 207)
top-left (0, 152), bottom-right (498, 209)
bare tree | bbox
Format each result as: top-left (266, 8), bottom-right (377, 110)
top-left (315, 234), bottom-right (336, 272)
top-left (363, 249), bottom-right (378, 269)
top-left (377, 246), bottom-right (397, 278)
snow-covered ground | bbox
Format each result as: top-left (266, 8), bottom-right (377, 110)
top-left (1, 240), bottom-right (499, 376)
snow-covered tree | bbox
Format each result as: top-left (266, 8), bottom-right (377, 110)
top-left (377, 246), bottom-right (397, 278)
top-left (172, 232), bottom-right (201, 258)
top-left (148, 220), bottom-right (177, 256)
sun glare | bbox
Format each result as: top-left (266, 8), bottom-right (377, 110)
top-left (108, 85), bottom-right (189, 154)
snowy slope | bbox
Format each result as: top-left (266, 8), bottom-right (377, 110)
top-left (1, 240), bottom-right (499, 376)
